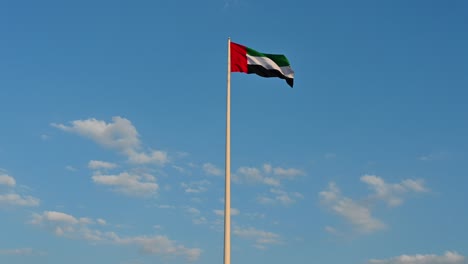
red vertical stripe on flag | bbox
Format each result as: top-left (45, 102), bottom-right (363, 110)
top-left (230, 42), bottom-right (248, 73)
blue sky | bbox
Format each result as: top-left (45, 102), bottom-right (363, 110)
top-left (1, 0), bottom-right (467, 263)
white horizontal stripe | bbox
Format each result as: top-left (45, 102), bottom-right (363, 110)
top-left (247, 55), bottom-right (294, 79)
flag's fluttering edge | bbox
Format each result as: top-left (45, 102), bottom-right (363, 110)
top-left (230, 42), bottom-right (294, 88)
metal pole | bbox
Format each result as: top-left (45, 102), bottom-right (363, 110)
top-left (223, 37), bottom-right (231, 264)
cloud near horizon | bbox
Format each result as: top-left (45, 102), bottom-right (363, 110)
top-left (30, 210), bottom-right (201, 261)
top-left (368, 251), bottom-right (465, 264)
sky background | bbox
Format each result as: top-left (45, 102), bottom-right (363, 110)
top-left (1, 0), bottom-right (467, 263)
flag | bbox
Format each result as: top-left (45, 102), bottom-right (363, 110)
top-left (230, 42), bottom-right (294, 87)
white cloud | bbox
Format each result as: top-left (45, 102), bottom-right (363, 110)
top-left (185, 207), bottom-right (208, 225)
top-left (88, 160), bottom-right (117, 170)
top-left (52, 117), bottom-right (139, 150)
top-left (65, 166), bottom-right (77, 172)
top-left (319, 182), bottom-right (385, 233)
top-left (181, 180), bottom-right (210, 194)
top-left (52, 117), bottom-right (168, 165)
top-left (401, 179), bottom-right (428, 192)
top-left (31, 211), bottom-right (104, 240)
top-left (92, 172), bottom-right (158, 197)
top-left (237, 167), bottom-right (262, 181)
top-left (361, 175), bottom-right (428, 207)
top-left (127, 149), bottom-right (168, 165)
top-left (234, 164), bottom-right (303, 186)
top-left (233, 226), bottom-right (281, 249)
top-left (192, 217), bottom-right (207, 225)
top-left (236, 166), bottom-right (280, 186)
top-left (30, 211), bottom-right (201, 261)
top-left (368, 251), bottom-right (465, 264)
top-left (186, 207), bottom-right (200, 215)
top-left (203, 163), bottom-right (223, 176)
top-left (257, 189), bottom-right (303, 206)
top-left (97, 218), bottom-right (107, 226)
top-left (263, 164), bottom-right (272, 174)
top-left (0, 174), bottom-right (16, 186)
top-left (272, 167), bottom-right (304, 179)
top-left (172, 165), bottom-right (187, 174)
top-left (418, 152), bottom-right (447, 162)
top-left (324, 226), bottom-right (340, 235)
top-left (31, 211), bottom-right (93, 225)
top-left (0, 174), bottom-right (40, 207)
top-left (113, 234), bottom-right (201, 261)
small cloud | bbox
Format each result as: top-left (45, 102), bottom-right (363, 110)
top-left (0, 174), bottom-right (40, 207)
top-left (203, 163), bottom-right (223, 176)
top-left (88, 160), bottom-right (117, 170)
top-left (114, 234), bottom-right (201, 262)
top-left (361, 175), bottom-right (428, 207)
top-left (0, 174), bottom-right (16, 187)
top-left (233, 226), bottom-right (281, 249)
top-left (31, 211), bottom-right (80, 225)
top-left (30, 211), bottom-right (201, 261)
top-left (418, 152), bottom-right (448, 162)
top-left (92, 172), bottom-right (158, 197)
top-left (324, 226), bottom-right (340, 236)
top-left (235, 164), bottom-right (304, 186)
top-left (236, 166), bottom-right (280, 186)
top-left (65, 166), bottom-right (77, 172)
top-left (52, 117), bottom-right (139, 151)
top-left (186, 207), bottom-right (201, 215)
top-left (181, 180), bottom-right (210, 194)
top-left (258, 189), bottom-right (303, 206)
top-left (97, 218), bottom-right (107, 226)
top-left (263, 164), bottom-right (272, 174)
top-left (184, 207), bottom-right (207, 225)
top-left (192, 217), bottom-right (207, 225)
top-left (172, 165), bottom-right (188, 174)
top-left (325, 226), bottom-right (337, 234)
top-left (53, 117), bottom-right (168, 166)
top-left (40, 134), bottom-right (50, 141)
top-left (127, 149), bottom-right (168, 166)
top-left (324, 153), bottom-right (337, 159)
top-left (272, 167), bottom-right (304, 179)
top-left (368, 250), bottom-right (465, 264)
top-left (319, 182), bottom-right (385, 233)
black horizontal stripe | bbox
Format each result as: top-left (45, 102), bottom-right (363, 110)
top-left (247, 65), bottom-right (294, 88)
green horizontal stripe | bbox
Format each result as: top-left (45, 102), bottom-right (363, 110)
top-left (246, 47), bottom-right (291, 67)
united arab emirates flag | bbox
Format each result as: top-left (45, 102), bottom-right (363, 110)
top-left (230, 42), bottom-right (294, 88)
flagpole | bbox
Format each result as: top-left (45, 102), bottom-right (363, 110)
top-left (224, 37), bottom-right (231, 264)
